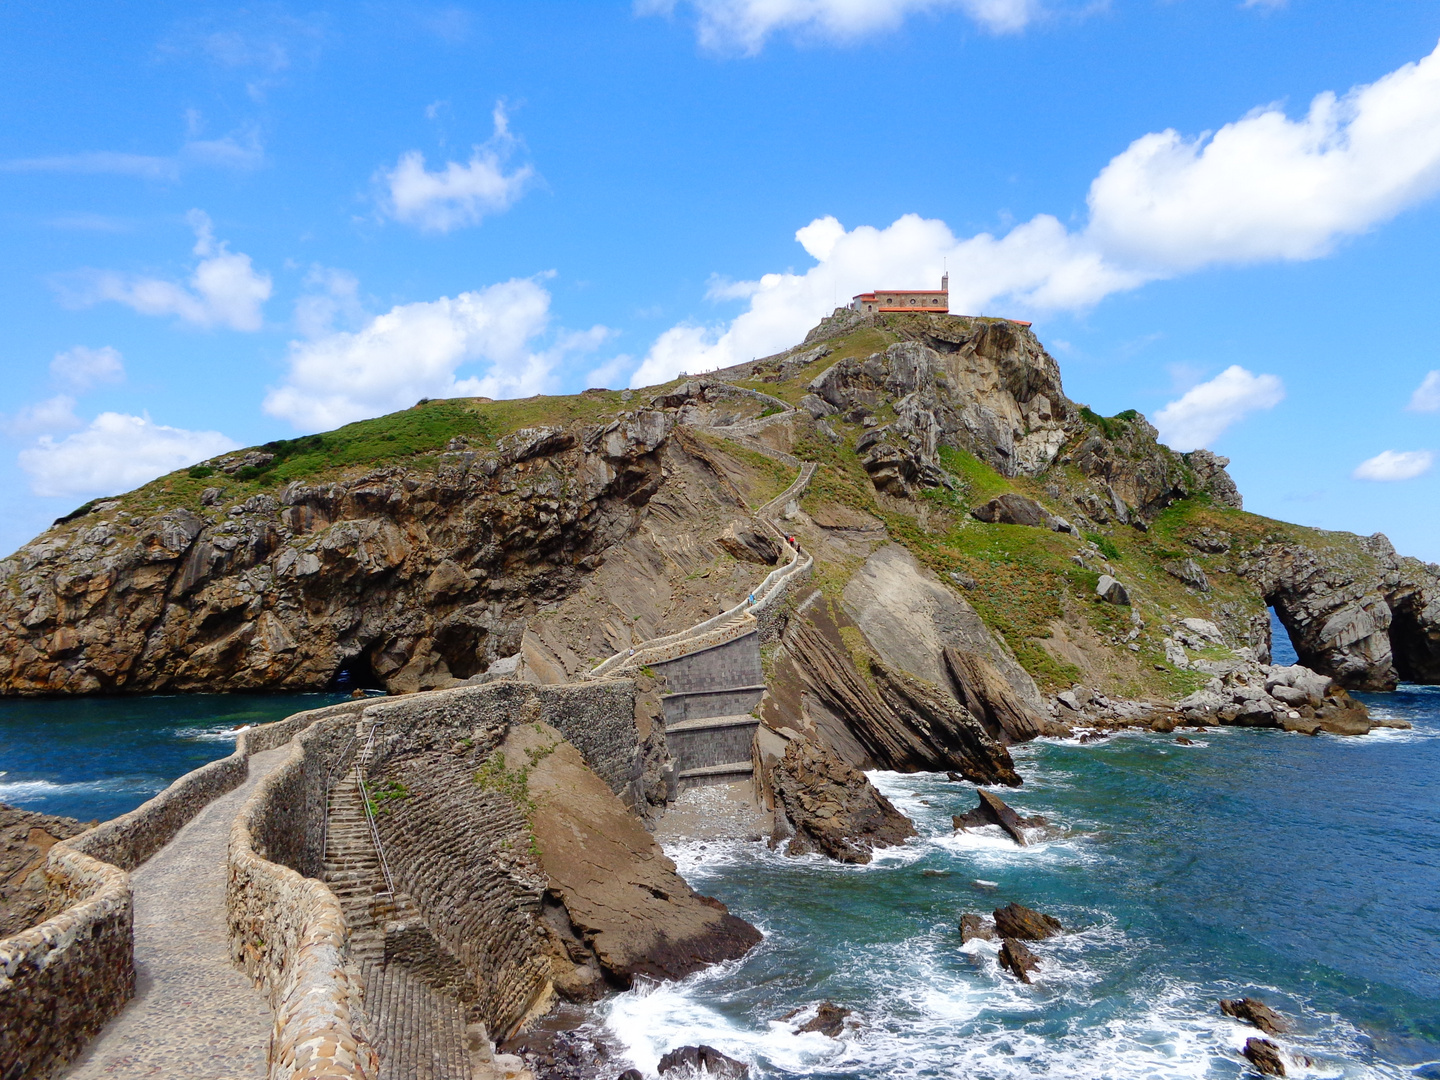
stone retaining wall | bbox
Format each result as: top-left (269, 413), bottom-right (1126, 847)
top-left (0, 695), bottom-right (368, 1080)
top-left (0, 846), bottom-right (132, 1079)
top-left (228, 711), bottom-right (377, 1080)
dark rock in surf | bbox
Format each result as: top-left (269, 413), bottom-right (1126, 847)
top-left (959, 913), bottom-right (994, 943)
top-left (772, 737), bottom-right (916, 864)
top-left (951, 789), bottom-right (1045, 846)
top-left (1221, 998), bottom-right (1289, 1036)
top-left (998, 938), bottom-right (1040, 983)
top-left (617, 1071), bottom-right (643, 1080)
top-left (794, 1002), bottom-right (851, 1038)
top-left (657, 1045), bottom-right (748, 1077)
top-left (1175, 735), bottom-right (1195, 745)
top-left (993, 902), bottom-right (1062, 941)
top-left (1242, 1037), bottom-right (1287, 1077)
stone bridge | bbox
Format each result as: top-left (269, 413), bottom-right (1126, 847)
top-left (0, 680), bottom-right (646, 1080)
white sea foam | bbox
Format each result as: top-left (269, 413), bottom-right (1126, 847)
top-left (0, 775), bottom-right (164, 803)
top-left (173, 723), bottom-right (248, 744)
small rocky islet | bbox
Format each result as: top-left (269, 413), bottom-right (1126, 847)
top-left (0, 308), bottom-right (1429, 1079)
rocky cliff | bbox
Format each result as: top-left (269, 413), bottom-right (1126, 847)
top-left (4, 309), bottom-right (1437, 715)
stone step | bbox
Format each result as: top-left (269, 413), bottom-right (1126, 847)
top-left (665, 713), bottom-right (761, 735)
top-left (677, 761), bottom-right (754, 780)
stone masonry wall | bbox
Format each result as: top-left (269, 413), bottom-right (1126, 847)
top-left (0, 696), bottom-right (368, 1080)
top-left (0, 845), bottom-right (132, 1080)
top-left (229, 712), bottom-right (378, 1080)
top-left (370, 742), bottom-right (557, 1042)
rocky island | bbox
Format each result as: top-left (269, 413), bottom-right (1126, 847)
top-left (1, 309), bottom-right (1432, 1078)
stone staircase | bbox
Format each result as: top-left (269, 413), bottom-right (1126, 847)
top-left (324, 765), bottom-right (471, 1080)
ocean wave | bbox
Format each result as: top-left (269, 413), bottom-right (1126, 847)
top-left (172, 724), bottom-right (249, 744)
top-left (0, 775), bottom-right (166, 803)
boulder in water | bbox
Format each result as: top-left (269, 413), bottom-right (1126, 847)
top-left (772, 737), bottom-right (917, 864)
top-left (1221, 998), bottom-right (1288, 1036)
top-left (993, 902), bottom-right (1062, 940)
top-left (952, 789), bottom-right (1046, 846)
top-left (794, 1002), bottom-right (851, 1038)
top-left (657, 1045), bottom-right (748, 1077)
top-left (998, 938), bottom-right (1040, 983)
top-left (1242, 1037), bottom-right (1287, 1077)
top-left (959, 913), bottom-right (995, 943)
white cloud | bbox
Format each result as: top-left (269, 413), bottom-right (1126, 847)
top-left (1, 396), bottom-right (81, 440)
top-left (638, 0), bottom-right (1038, 51)
top-left (380, 102), bottom-right (535, 233)
top-left (1406, 370), bottom-right (1440, 413)
top-left (1086, 41), bottom-right (1440, 271)
top-left (294, 266), bottom-right (365, 339)
top-left (264, 277), bottom-right (610, 431)
top-left (1352, 449), bottom-right (1435, 482)
top-left (0, 130), bottom-right (264, 180)
top-left (1153, 366), bottom-right (1285, 451)
top-left (18, 413), bottom-right (238, 498)
top-left (627, 40), bottom-right (1440, 385)
top-left (50, 346), bottom-right (125, 392)
top-left (65, 210), bottom-right (272, 331)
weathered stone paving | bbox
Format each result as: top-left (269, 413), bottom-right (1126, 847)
top-left (62, 746), bottom-right (288, 1079)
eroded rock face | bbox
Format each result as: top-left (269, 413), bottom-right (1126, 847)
top-left (1238, 532), bottom-right (1440, 690)
top-left (0, 412), bottom-right (673, 696)
top-left (0, 803), bottom-right (90, 937)
top-left (772, 737), bottom-right (917, 864)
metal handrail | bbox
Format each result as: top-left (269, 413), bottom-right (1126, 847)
top-left (354, 723), bottom-right (396, 898)
top-left (587, 461), bottom-right (815, 678)
top-left (320, 730), bottom-right (357, 868)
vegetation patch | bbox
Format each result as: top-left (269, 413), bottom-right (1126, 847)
top-left (365, 779), bottom-right (409, 816)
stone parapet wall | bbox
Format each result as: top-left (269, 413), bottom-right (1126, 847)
top-left (228, 713), bottom-right (377, 1080)
top-left (0, 694), bottom-right (369, 1080)
top-left (0, 845), bottom-right (133, 1079)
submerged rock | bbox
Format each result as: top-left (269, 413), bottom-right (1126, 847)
top-left (998, 938), bottom-right (1040, 983)
top-left (1242, 1037), bottom-right (1287, 1077)
top-left (952, 789), bottom-right (1048, 846)
top-left (794, 1002), bottom-right (851, 1038)
top-left (992, 902), bottom-right (1063, 941)
top-left (657, 1045), bottom-right (748, 1077)
top-left (1221, 998), bottom-right (1289, 1036)
top-left (959, 913), bottom-right (995, 943)
top-left (772, 737), bottom-right (917, 864)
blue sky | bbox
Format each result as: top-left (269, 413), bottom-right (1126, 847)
top-left (3, 1), bottom-right (1440, 559)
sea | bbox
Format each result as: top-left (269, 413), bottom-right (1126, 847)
top-left (0, 618), bottom-right (1435, 1078)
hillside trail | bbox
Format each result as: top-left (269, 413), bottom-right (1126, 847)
top-left (586, 443), bottom-right (816, 678)
top-left (62, 747), bottom-right (288, 1079)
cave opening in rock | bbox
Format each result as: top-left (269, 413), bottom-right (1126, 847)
top-left (328, 652), bottom-right (385, 692)
top-left (1386, 593), bottom-right (1440, 683)
top-left (1268, 607), bottom-right (1300, 667)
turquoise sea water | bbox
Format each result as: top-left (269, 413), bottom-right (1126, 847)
top-left (1, 621), bottom-right (1435, 1078)
top-left (595, 620), bottom-right (1440, 1078)
top-left (0, 693), bottom-right (345, 822)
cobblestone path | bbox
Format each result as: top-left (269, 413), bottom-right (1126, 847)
top-left (325, 768), bottom-right (469, 1080)
top-left (63, 746), bottom-right (288, 1079)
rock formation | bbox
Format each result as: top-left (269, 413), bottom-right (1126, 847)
top-left (657, 1045), bottom-right (748, 1078)
top-left (0, 803), bottom-right (89, 937)
top-left (1242, 1037), bottom-right (1288, 1077)
top-left (998, 938), bottom-right (1040, 983)
top-left (1175, 660), bottom-right (1397, 735)
top-left (1221, 998), bottom-right (1288, 1036)
top-left (952, 790), bottom-right (1049, 846)
top-left (793, 1002), bottom-right (851, 1038)
top-left (992, 902), bottom-right (1063, 940)
top-left (771, 737), bottom-right (917, 864)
